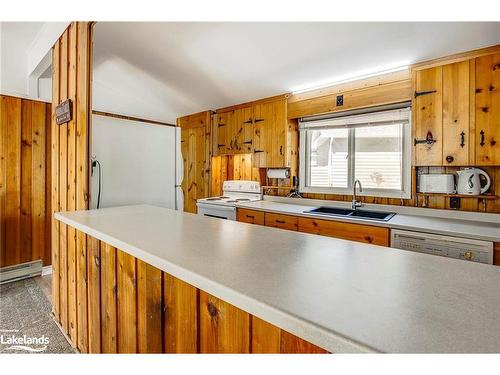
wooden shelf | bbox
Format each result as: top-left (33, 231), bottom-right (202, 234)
top-left (416, 193), bottom-right (497, 200)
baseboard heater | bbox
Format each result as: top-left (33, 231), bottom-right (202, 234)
top-left (0, 260), bottom-right (43, 284)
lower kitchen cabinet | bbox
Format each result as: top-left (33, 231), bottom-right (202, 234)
top-left (237, 208), bottom-right (265, 225)
top-left (264, 212), bottom-right (299, 231)
top-left (298, 217), bottom-right (390, 246)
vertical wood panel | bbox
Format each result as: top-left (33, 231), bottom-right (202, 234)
top-left (280, 330), bottom-right (328, 354)
top-left (251, 316), bottom-right (280, 353)
top-left (442, 61), bottom-right (470, 166)
top-left (66, 23), bottom-right (78, 345)
top-left (87, 235), bottom-right (101, 353)
top-left (20, 100), bottom-right (32, 264)
top-left (4, 96), bottom-right (21, 266)
top-left (76, 229), bottom-right (88, 352)
top-left (163, 273), bottom-right (198, 353)
top-left (100, 243), bottom-right (117, 353)
top-left (44, 103), bottom-right (52, 266)
top-left (199, 291), bottom-right (250, 353)
top-left (58, 30), bottom-right (69, 333)
top-left (0, 97), bottom-right (6, 265)
top-left (31, 101), bottom-right (46, 263)
top-left (51, 41), bottom-right (61, 319)
top-left (137, 260), bottom-right (162, 353)
top-left (117, 250), bottom-right (137, 353)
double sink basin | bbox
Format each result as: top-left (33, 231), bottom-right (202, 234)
top-left (305, 206), bottom-right (396, 222)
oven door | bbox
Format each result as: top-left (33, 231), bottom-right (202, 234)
top-left (196, 203), bottom-right (237, 221)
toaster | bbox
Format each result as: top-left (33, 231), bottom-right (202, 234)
top-left (418, 174), bottom-right (456, 194)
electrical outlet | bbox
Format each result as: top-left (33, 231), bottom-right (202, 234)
top-left (336, 95), bottom-right (344, 106)
top-left (450, 197), bottom-right (461, 210)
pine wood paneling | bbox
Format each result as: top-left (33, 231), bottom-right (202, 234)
top-left (287, 79), bottom-right (412, 119)
top-left (137, 260), bottom-right (162, 353)
top-left (414, 66), bottom-right (443, 166)
top-left (163, 273), bottom-right (198, 353)
top-left (117, 249), bottom-right (137, 353)
top-left (251, 316), bottom-right (281, 353)
top-left (50, 21), bottom-right (92, 335)
top-left (280, 330), bottom-right (328, 354)
top-left (475, 52), bottom-right (500, 165)
top-left (100, 243), bottom-right (117, 353)
top-left (87, 235), bottom-right (101, 353)
top-left (442, 61), bottom-right (470, 166)
top-left (199, 291), bottom-right (250, 353)
top-left (178, 111), bottom-right (211, 213)
top-left (2, 96), bottom-right (21, 266)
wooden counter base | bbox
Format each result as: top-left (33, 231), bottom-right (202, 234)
top-left (54, 229), bottom-right (328, 354)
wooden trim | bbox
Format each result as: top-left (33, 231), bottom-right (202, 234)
top-left (288, 68), bottom-right (411, 103)
top-left (0, 92), bottom-right (52, 104)
top-left (216, 93), bottom-right (290, 113)
top-left (411, 44), bottom-right (500, 71)
top-left (92, 110), bottom-right (175, 127)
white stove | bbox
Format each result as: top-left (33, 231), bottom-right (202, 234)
top-left (197, 180), bottom-right (261, 220)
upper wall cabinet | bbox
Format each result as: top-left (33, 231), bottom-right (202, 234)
top-left (475, 53), bottom-right (500, 165)
top-left (413, 62), bottom-right (471, 166)
top-left (213, 98), bottom-right (291, 168)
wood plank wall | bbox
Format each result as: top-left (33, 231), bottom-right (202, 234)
top-left (57, 228), bottom-right (328, 353)
top-left (50, 22), bottom-right (93, 345)
top-left (0, 95), bottom-right (52, 267)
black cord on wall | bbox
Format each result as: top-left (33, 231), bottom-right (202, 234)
top-left (91, 159), bottom-right (102, 209)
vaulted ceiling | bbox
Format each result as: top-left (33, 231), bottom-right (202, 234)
top-left (91, 22), bottom-right (499, 123)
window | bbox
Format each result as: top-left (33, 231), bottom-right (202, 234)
top-left (299, 106), bottom-right (411, 198)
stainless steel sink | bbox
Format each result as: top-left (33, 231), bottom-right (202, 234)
top-left (305, 207), bottom-right (395, 222)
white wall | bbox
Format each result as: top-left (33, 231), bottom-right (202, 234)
top-left (0, 22), bottom-right (67, 101)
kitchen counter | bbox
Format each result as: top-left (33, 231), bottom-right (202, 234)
top-left (236, 199), bottom-right (500, 242)
top-left (55, 205), bottom-right (500, 353)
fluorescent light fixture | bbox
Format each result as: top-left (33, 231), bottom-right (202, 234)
top-left (291, 63), bottom-right (410, 95)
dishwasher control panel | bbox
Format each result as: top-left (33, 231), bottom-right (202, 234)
top-left (391, 229), bottom-right (493, 264)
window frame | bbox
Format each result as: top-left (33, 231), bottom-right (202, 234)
top-left (298, 105), bottom-right (412, 199)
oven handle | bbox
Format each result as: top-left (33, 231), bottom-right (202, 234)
top-left (204, 214), bottom-right (229, 220)
top-left (197, 203), bottom-right (237, 213)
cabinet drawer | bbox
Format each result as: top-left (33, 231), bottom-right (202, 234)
top-left (264, 212), bottom-right (298, 231)
top-left (237, 208), bottom-right (265, 225)
top-left (298, 217), bottom-right (389, 246)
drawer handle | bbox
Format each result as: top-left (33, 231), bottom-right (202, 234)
top-left (460, 131), bottom-right (465, 148)
top-left (245, 214), bottom-right (255, 219)
top-left (480, 130), bottom-right (485, 146)
top-left (275, 220), bottom-right (286, 224)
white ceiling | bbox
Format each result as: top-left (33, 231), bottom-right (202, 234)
top-left (93, 22), bottom-right (500, 123)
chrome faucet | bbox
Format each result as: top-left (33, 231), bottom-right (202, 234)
top-left (352, 179), bottom-right (363, 210)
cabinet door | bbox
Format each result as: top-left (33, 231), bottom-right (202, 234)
top-left (253, 99), bottom-right (287, 168)
top-left (414, 66), bottom-right (443, 166)
top-left (231, 107), bottom-right (253, 154)
top-left (475, 53), bottom-right (500, 165)
top-left (298, 217), bottom-right (389, 246)
top-left (240, 106), bottom-right (254, 153)
top-left (213, 111), bottom-right (231, 156)
top-left (442, 61), bottom-right (470, 166)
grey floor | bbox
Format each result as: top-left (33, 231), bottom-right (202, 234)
top-left (0, 277), bottom-right (75, 354)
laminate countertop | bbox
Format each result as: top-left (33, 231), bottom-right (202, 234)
top-left (55, 205), bottom-right (500, 353)
top-left (236, 200), bottom-right (500, 242)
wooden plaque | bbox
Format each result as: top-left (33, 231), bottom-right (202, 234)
top-left (56, 99), bottom-right (72, 125)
